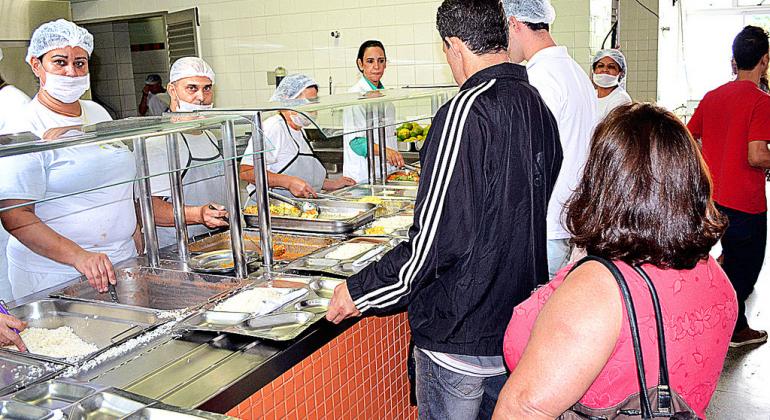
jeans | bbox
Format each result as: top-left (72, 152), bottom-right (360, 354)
top-left (717, 204), bottom-right (767, 332)
top-left (414, 348), bottom-right (508, 420)
top-left (547, 238), bottom-right (571, 278)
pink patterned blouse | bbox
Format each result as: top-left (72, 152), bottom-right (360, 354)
top-left (502, 257), bottom-right (737, 418)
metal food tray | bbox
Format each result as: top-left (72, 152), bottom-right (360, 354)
top-left (52, 267), bottom-right (243, 311)
top-left (0, 351), bottom-right (66, 396)
top-left (284, 237), bottom-right (401, 278)
top-left (5, 299), bottom-right (163, 362)
top-left (176, 276), bottom-right (329, 341)
top-left (330, 184), bottom-right (418, 201)
top-left (185, 231), bottom-right (338, 263)
top-left (0, 400), bottom-right (55, 419)
top-left (12, 379), bottom-right (106, 411)
top-left (69, 390), bottom-right (148, 419)
top-left (351, 211), bottom-right (414, 238)
top-left (244, 200), bottom-right (377, 234)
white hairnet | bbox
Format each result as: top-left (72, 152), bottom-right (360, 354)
top-left (502, 0), bottom-right (556, 25)
top-left (270, 74), bottom-right (318, 102)
top-left (26, 19), bottom-right (94, 64)
top-left (593, 49), bottom-right (628, 87)
top-left (169, 57), bottom-right (216, 84)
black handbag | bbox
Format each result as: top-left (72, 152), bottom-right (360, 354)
top-left (558, 256), bottom-right (700, 420)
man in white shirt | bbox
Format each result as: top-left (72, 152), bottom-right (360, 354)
top-left (138, 74), bottom-right (170, 117)
top-left (503, 0), bottom-right (599, 277)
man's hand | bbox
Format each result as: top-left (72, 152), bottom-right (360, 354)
top-left (198, 203), bottom-right (229, 228)
top-left (0, 314), bottom-right (27, 352)
top-left (385, 148), bottom-right (405, 168)
top-left (72, 250), bottom-right (116, 293)
top-left (287, 176), bottom-right (318, 198)
top-left (323, 176), bottom-right (357, 191)
top-left (142, 85), bottom-right (151, 95)
top-left (326, 283), bottom-right (362, 324)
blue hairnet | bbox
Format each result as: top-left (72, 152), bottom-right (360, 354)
top-left (502, 0), bottom-right (556, 25)
top-left (26, 19), bottom-right (94, 64)
top-left (271, 74), bottom-right (318, 102)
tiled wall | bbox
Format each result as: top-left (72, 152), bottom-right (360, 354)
top-left (617, 0), bottom-right (659, 101)
top-left (226, 313), bottom-right (415, 419)
top-left (0, 46), bottom-right (37, 98)
top-left (73, 0), bottom-right (603, 108)
top-left (131, 50), bottom-right (169, 108)
top-left (87, 21), bottom-right (138, 118)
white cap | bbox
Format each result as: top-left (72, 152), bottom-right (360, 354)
top-left (271, 74), bottom-right (318, 102)
top-left (169, 57), bottom-right (216, 84)
top-left (502, 0), bottom-right (556, 25)
top-left (26, 19), bottom-right (94, 64)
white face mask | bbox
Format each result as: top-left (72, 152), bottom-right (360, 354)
top-left (176, 99), bottom-right (213, 111)
top-left (43, 72), bottom-right (90, 103)
top-left (290, 113), bottom-right (312, 127)
top-left (593, 73), bottom-right (620, 88)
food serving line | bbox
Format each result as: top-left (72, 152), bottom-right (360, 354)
top-left (0, 89), bottom-right (448, 418)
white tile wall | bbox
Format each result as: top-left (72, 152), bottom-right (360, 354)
top-left (618, 0), bottom-right (659, 101)
top-left (73, 0), bottom-right (604, 107)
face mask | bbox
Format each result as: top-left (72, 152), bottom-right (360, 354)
top-left (593, 73), bottom-right (620, 88)
top-left (290, 113), bottom-right (312, 127)
top-left (43, 72), bottom-right (90, 103)
top-left (176, 99), bottom-right (213, 111)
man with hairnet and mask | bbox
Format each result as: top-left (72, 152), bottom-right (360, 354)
top-left (240, 74), bottom-right (356, 199)
top-left (503, 0), bottom-right (598, 277)
top-left (144, 57), bottom-right (230, 248)
top-left (592, 49), bottom-right (632, 118)
top-left (138, 74), bottom-right (170, 117)
top-left (0, 19), bottom-right (139, 299)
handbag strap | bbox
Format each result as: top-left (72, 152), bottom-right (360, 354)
top-left (632, 265), bottom-right (673, 413)
top-left (571, 256), bottom-right (654, 419)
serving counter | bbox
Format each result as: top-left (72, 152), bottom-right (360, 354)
top-left (0, 87), bottom-right (452, 418)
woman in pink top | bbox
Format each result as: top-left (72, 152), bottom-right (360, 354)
top-left (493, 103), bottom-right (737, 419)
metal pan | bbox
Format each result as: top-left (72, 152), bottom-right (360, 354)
top-left (188, 250), bottom-right (259, 274)
top-left (68, 391), bottom-right (147, 419)
top-left (294, 299), bottom-right (330, 314)
top-left (12, 379), bottom-right (98, 410)
top-left (284, 237), bottom-right (400, 278)
top-left (225, 311), bottom-right (316, 341)
top-left (244, 200), bottom-right (377, 234)
top-left (183, 231), bottom-right (337, 263)
top-left (0, 352), bottom-right (66, 396)
top-left (330, 184), bottom-right (418, 200)
top-left (175, 311), bottom-right (251, 332)
top-left (0, 400), bottom-right (54, 419)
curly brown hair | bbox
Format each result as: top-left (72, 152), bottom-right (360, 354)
top-left (566, 103), bottom-right (726, 270)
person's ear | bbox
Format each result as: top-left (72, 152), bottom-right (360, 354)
top-left (446, 37), bottom-right (467, 60)
top-left (508, 16), bottom-right (520, 34)
top-left (30, 56), bottom-right (44, 79)
top-left (356, 58), bottom-right (364, 73)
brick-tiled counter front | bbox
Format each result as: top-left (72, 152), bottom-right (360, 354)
top-left (227, 313), bottom-right (417, 419)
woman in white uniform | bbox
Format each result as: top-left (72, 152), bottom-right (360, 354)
top-left (342, 40), bottom-right (405, 184)
top-left (0, 20), bottom-right (137, 299)
top-left (591, 49), bottom-right (632, 119)
top-left (240, 74), bottom-right (356, 199)
top-left (0, 48), bottom-right (32, 303)
top-left (146, 57), bottom-right (229, 247)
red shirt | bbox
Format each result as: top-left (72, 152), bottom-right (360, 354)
top-left (688, 80), bottom-right (770, 214)
top-left (503, 258), bottom-right (737, 419)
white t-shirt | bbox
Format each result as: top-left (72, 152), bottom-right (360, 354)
top-left (146, 130), bottom-right (226, 247)
top-left (0, 85), bottom-right (31, 134)
top-left (597, 87), bottom-right (632, 119)
top-left (0, 99), bottom-right (137, 275)
top-left (147, 92), bottom-right (170, 116)
top-left (527, 46), bottom-right (599, 240)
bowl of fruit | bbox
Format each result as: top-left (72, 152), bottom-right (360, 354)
top-left (395, 122), bottom-right (431, 152)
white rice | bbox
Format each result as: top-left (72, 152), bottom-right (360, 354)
top-left (214, 287), bottom-right (304, 315)
top-left (371, 215), bottom-right (413, 232)
top-left (326, 243), bottom-right (375, 260)
top-left (20, 326), bottom-right (98, 359)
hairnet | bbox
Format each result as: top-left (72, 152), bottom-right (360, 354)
top-left (169, 57), bottom-right (216, 84)
top-left (593, 49), bottom-right (628, 86)
top-left (270, 74), bottom-right (318, 102)
top-left (502, 0), bottom-right (556, 25)
top-left (145, 74), bottom-right (162, 85)
top-left (26, 19), bottom-right (94, 64)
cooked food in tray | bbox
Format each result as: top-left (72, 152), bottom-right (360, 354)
top-left (13, 326), bottom-right (97, 359)
top-left (364, 215), bottom-right (413, 235)
top-left (387, 171), bottom-right (419, 183)
top-left (325, 243), bottom-right (376, 260)
top-left (244, 203), bottom-right (356, 221)
top-left (213, 287), bottom-right (307, 315)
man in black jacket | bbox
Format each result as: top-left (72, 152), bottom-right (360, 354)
top-left (326, 0), bottom-right (562, 418)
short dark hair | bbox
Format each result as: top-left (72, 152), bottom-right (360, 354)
top-left (436, 0), bottom-right (508, 55)
top-left (733, 25), bottom-right (769, 71)
top-left (566, 103), bottom-right (726, 270)
top-left (523, 22), bottom-right (549, 32)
